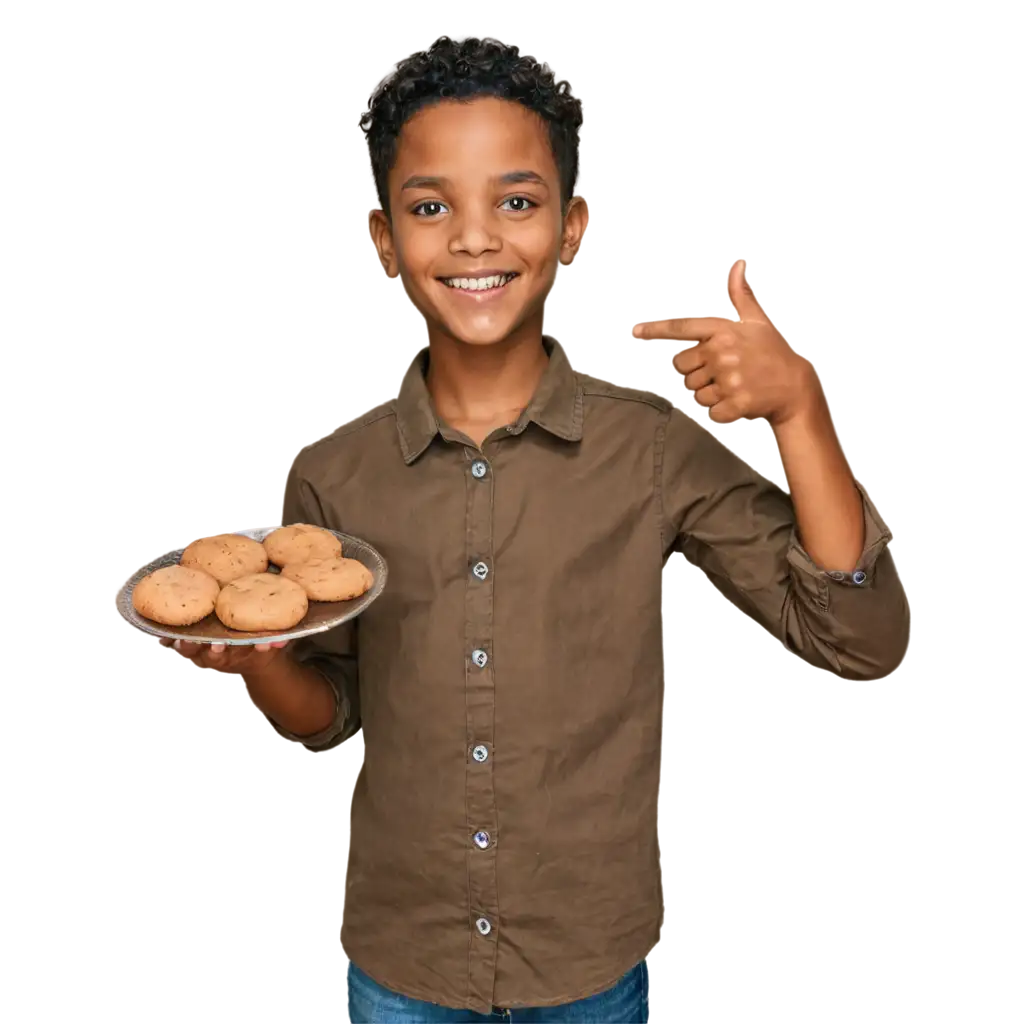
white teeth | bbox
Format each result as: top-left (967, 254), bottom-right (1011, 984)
top-left (443, 274), bottom-right (515, 290)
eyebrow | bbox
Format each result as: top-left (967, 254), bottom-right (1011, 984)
top-left (401, 170), bottom-right (548, 191)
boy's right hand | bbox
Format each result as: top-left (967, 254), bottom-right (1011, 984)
top-left (159, 637), bottom-right (291, 677)
top-left (161, 635), bottom-right (336, 738)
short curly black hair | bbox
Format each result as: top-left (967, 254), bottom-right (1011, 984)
top-left (359, 36), bottom-right (583, 223)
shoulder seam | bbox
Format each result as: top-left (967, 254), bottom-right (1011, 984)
top-left (579, 375), bottom-right (672, 413)
top-left (299, 403), bottom-right (396, 457)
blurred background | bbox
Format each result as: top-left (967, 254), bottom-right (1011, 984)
top-left (1, 2), bottom-right (1020, 1021)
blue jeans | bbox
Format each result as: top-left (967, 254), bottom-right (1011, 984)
top-left (347, 959), bottom-right (649, 1022)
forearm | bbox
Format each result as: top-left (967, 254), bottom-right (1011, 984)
top-left (243, 653), bottom-right (337, 738)
top-left (770, 362), bottom-right (864, 572)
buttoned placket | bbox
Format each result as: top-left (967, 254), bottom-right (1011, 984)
top-left (463, 444), bottom-right (501, 1009)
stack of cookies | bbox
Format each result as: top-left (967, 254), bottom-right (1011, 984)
top-left (131, 524), bottom-right (374, 632)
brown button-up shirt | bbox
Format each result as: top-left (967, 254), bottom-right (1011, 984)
top-left (266, 336), bottom-right (910, 1014)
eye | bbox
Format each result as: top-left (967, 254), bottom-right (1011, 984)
top-left (502, 195), bottom-right (535, 212)
top-left (411, 201), bottom-right (448, 217)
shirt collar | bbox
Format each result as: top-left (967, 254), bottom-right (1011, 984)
top-left (394, 335), bottom-right (583, 465)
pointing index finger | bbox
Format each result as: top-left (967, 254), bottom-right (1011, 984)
top-left (632, 317), bottom-right (730, 341)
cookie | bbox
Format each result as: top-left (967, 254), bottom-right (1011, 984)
top-left (214, 572), bottom-right (308, 631)
top-left (132, 565), bottom-right (220, 626)
top-left (180, 533), bottom-right (268, 585)
top-left (281, 556), bottom-right (374, 602)
top-left (263, 523), bottom-right (342, 567)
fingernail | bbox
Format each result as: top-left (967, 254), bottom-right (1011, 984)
top-left (211, 643), bottom-right (225, 653)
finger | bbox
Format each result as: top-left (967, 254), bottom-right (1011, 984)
top-left (712, 385), bottom-right (753, 421)
top-left (684, 366), bottom-right (715, 392)
top-left (630, 317), bottom-right (737, 342)
top-left (204, 643), bottom-right (228, 665)
top-left (622, 319), bottom-right (679, 344)
top-left (175, 639), bottom-right (204, 659)
top-left (159, 637), bottom-right (175, 647)
top-left (672, 345), bottom-right (705, 376)
top-left (727, 260), bottom-right (770, 324)
top-left (694, 383), bottom-right (722, 408)
top-left (709, 396), bottom-right (744, 423)
top-left (159, 638), bottom-right (186, 663)
top-left (270, 641), bottom-right (289, 649)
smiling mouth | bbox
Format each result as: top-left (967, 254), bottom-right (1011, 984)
top-left (437, 272), bottom-right (519, 293)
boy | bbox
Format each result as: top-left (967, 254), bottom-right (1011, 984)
top-left (161, 35), bottom-right (910, 1023)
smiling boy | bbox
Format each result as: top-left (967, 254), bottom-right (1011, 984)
top-left (161, 35), bottom-right (910, 1023)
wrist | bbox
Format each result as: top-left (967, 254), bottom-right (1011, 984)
top-left (241, 649), bottom-right (338, 738)
top-left (242, 646), bottom-right (293, 683)
top-left (769, 359), bottom-right (825, 430)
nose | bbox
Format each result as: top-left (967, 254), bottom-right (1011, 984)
top-left (449, 203), bottom-right (502, 257)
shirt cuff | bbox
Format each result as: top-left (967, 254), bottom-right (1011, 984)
top-left (262, 658), bottom-right (346, 750)
top-left (785, 478), bottom-right (894, 587)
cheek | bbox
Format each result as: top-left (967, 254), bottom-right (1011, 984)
top-left (394, 230), bottom-right (435, 274)
top-left (391, 236), bottom-right (423, 276)
top-left (511, 213), bottom-right (562, 264)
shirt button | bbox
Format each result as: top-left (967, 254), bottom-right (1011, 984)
top-left (852, 570), bottom-right (867, 584)
top-left (471, 648), bottom-right (488, 668)
top-left (471, 744), bottom-right (489, 762)
top-left (473, 830), bottom-right (491, 849)
top-left (472, 561), bottom-right (489, 580)
top-left (471, 459), bottom-right (488, 479)
top-left (476, 917), bottom-right (492, 936)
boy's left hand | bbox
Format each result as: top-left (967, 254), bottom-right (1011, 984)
top-left (632, 260), bottom-right (821, 427)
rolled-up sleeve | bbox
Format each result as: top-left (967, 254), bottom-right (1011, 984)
top-left (263, 454), bottom-right (362, 752)
top-left (657, 405), bottom-right (910, 679)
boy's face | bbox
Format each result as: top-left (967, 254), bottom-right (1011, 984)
top-left (369, 96), bottom-right (588, 349)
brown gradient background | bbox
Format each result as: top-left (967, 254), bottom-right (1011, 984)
top-left (6, 8), bottom-right (1024, 1024)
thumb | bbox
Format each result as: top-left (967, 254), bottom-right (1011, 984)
top-left (728, 259), bottom-right (768, 323)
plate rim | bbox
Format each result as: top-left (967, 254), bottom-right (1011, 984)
top-left (116, 526), bottom-right (388, 645)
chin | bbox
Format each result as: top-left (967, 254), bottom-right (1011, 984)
top-left (446, 303), bottom-right (538, 347)
top-left (440, 317), bottom-right (521, 347)
top-left (428, 303), bottom-right (532, 348)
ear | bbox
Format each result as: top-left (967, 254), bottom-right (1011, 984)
top-left (559, 196), bottom-right (589, 266)
top-left (368, 209), bottom-right (400, 278)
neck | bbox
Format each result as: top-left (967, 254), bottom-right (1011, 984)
top-left (425, 323), bottom-right (550, 428)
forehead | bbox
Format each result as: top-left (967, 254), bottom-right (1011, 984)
top-left (394, 96), bottom-right (555, 177)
